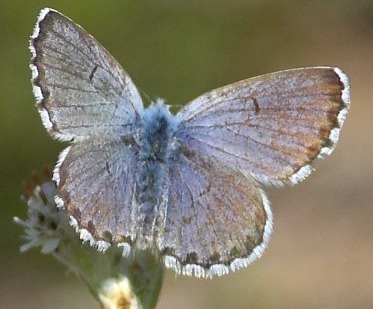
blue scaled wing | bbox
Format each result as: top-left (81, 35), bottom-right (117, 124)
top-left (176, 67), bottom-right (350, 186)
top-left (29, 8), bottom-right (143, 252)
top-left (158, 148), bottom-right (272, 277)
top-left (158, 67), bottom-right (350, 277)
top-left (55, 138), bottom-right (138, 247)
top-left (30, 8), bottom-right (143, 141)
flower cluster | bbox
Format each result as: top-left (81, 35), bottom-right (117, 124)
top-left (14, 179), bottom-right (72, 254)
top-left (14, 171), bottom-right (163, 309)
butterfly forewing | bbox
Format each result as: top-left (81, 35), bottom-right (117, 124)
top-left (176, 67), bottom-right (350, 186)
top-left (30, 8), bottom-right (143, 141)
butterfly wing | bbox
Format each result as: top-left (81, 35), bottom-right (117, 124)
top-left (55, 138), bottom-right (138, 252)
top-left (30, 8), bottom-right (143, 141)
top-left (157, 147), bottom-right (272, 277)
top-left (176, 67), bottom-right (350, 186)
top-left (30, 8), bottom-right (143, 252)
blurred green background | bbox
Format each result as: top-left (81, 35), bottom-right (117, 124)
top-left (1, 0), bottom-right (372, 308)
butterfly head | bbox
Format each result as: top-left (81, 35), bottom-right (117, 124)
top-left (139, 99), bottom-right (180, 162)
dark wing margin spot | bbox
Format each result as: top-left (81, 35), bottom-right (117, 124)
top-left (185, 252), bottom-right (199, 264)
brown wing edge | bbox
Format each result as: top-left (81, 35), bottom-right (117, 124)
top-left (162, 188), bottom-right (273, 278)
top-left (29, 8), bottom-right (75, 142)
top-left (286, 67), bottom-right (351, 185)
top-left (251, 67), bottom-right (350, 187)
top-left (52, 146), bottom-right (119, 253)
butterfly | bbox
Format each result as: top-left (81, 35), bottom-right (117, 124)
top-left (29, 8), bottom-right (350, 278)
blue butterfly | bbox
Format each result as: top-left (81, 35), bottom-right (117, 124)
top-left (30, 8), bottom-right (350, 277)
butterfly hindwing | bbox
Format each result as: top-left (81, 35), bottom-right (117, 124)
top-left (55, 138), bottom-right (138, 249)
top-left (158, 147), bottom-right (272, 277)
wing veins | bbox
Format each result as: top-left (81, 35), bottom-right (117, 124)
top-left (183, 134), bottom-right (291, 176)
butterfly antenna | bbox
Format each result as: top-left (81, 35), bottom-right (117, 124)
top-left (170, 103), bottom-right (184, 113)
top-left (138, 87), bottom-right (153, 106)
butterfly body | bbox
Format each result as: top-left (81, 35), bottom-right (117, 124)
top-left (30, 8), bottom-right (350, 277)
top-left (135, 101), bottom-right (179, 248)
